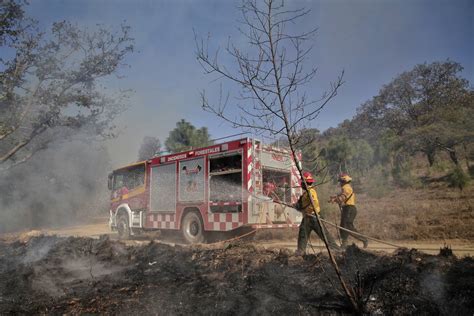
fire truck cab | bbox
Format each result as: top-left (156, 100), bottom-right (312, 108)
top-left (108, 138), bottom-right (302, 243)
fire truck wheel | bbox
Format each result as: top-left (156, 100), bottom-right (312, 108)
top-left (117, 214), bottom-right (131, 240)
top-left (181, 211), bottom-right (205, 244)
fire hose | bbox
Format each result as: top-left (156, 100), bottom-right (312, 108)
top-left (272, 201), bottom-right (403, 249)
top-left (319, 218), bottom-right (402, 248)
top-left (208, 197), bottom-right (403, 249)
top-left (207, 229), bottom-right (257, 246)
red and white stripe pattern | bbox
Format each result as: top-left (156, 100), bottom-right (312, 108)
top-left (207, 212), bottom-right (243, 231)
top-left (148, 213), bottom-right (176, 229)
top-left (247, 142), bottom-right (254, 197)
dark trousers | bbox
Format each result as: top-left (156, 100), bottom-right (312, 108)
top-left (297, 215), bottom-right (339, 252)
top-left (340, 205), bottom-right (367, 243)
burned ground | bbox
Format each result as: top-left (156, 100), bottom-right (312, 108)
top-left (0, 235), bottom-right (473, 315)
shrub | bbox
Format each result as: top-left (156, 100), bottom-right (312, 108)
top-left (448, 166), bottom-right (470, 191)
top-left (468, 165), bottom-right (474, 178)
top-left (365, 166), bottom-right (391, 198)
top-left (432, 159), bottom-right (450, 173)
top-left (392, 162), bottom-right (419, 188)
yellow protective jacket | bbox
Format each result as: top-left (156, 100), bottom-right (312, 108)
top-left (295, 186), bottom-right (320, 215)
top-left (337, 183), bottom-right (355, 206)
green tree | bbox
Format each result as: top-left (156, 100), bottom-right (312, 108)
top-left (0, 0), bottom-right (25, 45)
top-left (138, 136), bottom-right (161, 161)
top-left (165, 119), bottom-right (212, 153)
top-left (293, 128), bottom-right (325, 173)
top-left (0, 0), bottom-right (134, 171)
top-left (447, 165), bottom-right (470, 192)
top-left (391, 151), bottom-right (417, 188)
top-left (351, 139), bottom-right (374, 175)
top-left (322, 137), bottom-right (373, 177)
top-left (325, 136), bottom-right (355, 174)
top-left (373, 130), bottom-right (398, 166)
top-left (357, 61), bottom-right (473, 166)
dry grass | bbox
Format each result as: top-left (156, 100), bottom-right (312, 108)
top-left (255, 175), bottom-right (474, 243)
top-left (320, 181), bottom-right (474, 241)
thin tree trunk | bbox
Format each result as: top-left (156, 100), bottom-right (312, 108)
top-left (426, 150), bottom-right (435, 167)
top-left (448, 148), bottom-right (459, 165)
top-left (462, 143), bottom-right (470, 170)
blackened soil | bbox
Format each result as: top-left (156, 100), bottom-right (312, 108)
top-left (0, 236), bottom-right (472, 315)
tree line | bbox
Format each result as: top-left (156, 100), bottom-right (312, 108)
top-left (137, 119), bottom-right (212, 161)
top-left (143, 60), bottom-right (473, 192)
top-left (290, 61), bottom-right (473, 189)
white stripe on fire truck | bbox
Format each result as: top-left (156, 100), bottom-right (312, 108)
top-left (247, 142), bottom-right (253, 191)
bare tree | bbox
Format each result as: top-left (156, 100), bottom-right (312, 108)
top-left (0, 1), bottom-right (134, 171)
top-left (195, 0), bottom-right (362, 313)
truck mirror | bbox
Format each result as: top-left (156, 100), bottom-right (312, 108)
top-left (108, 173), bottom-right (113, 190)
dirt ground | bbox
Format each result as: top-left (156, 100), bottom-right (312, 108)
top-left (0, 233), bottom-right (473, 315)
top-left (14, 220), bottom-right (473, 257)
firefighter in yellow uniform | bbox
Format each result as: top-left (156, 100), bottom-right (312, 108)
top-left (330, 173), bottom-right (368, 248)
top-left (295, 172), bottom-right (339, 255)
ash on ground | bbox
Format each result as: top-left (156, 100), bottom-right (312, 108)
top-left (0, 235), bottom-right (473, 315)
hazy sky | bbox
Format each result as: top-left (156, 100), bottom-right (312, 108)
top-left (26, 0), bottom-right (473, 167)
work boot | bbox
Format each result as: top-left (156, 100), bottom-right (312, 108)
top-left (341, 240), bottom-right (348, 249)
top-left (363, 239), bottom-right (369, 249)
top-left (294, 249), bottom-right (305, 256)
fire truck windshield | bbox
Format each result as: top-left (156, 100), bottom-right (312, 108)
top-left (112, 164), bottom-right (145, 191)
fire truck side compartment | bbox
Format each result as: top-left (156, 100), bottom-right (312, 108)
top-left (246, 146), bottom-right (301, 225)
top-left (178, 157), bottom-right (206, 203)
top-left (209, 152), bottom-right (243, 213)
top-left (150, 163), bottom-right (177, 213)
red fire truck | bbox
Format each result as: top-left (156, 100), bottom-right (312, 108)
top-left (108, 138), bottom-right (302, 243)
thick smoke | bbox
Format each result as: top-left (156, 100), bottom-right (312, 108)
top-left (0, 136), bottom-right (111, 233)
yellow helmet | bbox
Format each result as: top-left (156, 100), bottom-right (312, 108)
top-left (338, 173), bottom-right (352, 183)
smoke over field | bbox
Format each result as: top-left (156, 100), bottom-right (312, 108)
top-left (0, 139), bottom-right (111, 233)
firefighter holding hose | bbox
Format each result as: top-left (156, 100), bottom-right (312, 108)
top-left (294, 171), bottom-right (340, 255)
top-left (330, 173), bottom-right (368, 249)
